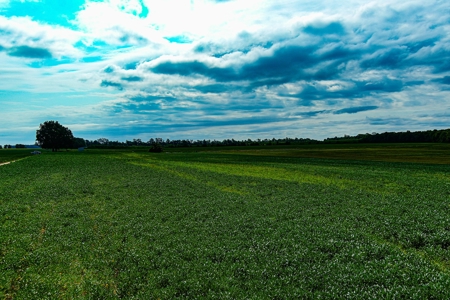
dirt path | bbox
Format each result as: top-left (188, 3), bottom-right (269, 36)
top-left (0, 156), bottom-right (33, 167)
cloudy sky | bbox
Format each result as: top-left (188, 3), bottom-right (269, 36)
top-left (1, 0), bottom-right (450, 144)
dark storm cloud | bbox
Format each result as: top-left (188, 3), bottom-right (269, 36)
top-left (7, 46), bottom-right (52, 58)
top-left (152, 60), bottom-right (210, 76)
top-left (193, 30), bottom-right (273, 56)
top-left (303, 22), bottom-right (346, 36)
top-left (334, 106), bottom-right (378, 115)
top-left (123, 61), bottom-right (140, 70)
top-left (290, 78), bottom-right (403, 102)
top-left (151, 60), bottom-right (237, 80)
top-left (404, 80), bottom-right (425, 86)
top-left (434, 58), bottom-right (450, 73)
top-left (208, 99), bottom-right (283, 113)
top-left (365, 114), bottom-right (450, 128)
top-left (239, 45), bottom-right (319, 80)
top-left (366, 117), bottom-right (412, 126)
top-left (108, 94), bottom-right (182, 114)
top-left (404, 38), bottom-right (437, 53)
top-left (432, 76), bottom-right (450, 85)
top-left (150, 32), bottom-right (437, 95)
top-left (194, 84), bottom-right (239, 94)
top-left (359, 79), bottom-right (403, 93)
top-left (359, 37), bottom-right (445, 72)
top-left (100, 80), bottom-right (124, 90)
top-left (151, 43), bottom-right (360, 88)
top-left (360, 47), bottom-right (410, 70)
top-left (403, 45), bottom-right (450, 74)
top-left (194, 43), bottom-right (252, 57)
top-left (103, 66), bottom-right (115, 73)
top-left (121, 76), bottom-right (143, 82)
top-left (295, 110), bottom-right (329, 117)
top-left (190, 116), bottom-right (286, 128)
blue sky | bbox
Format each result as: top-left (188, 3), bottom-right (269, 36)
top-left (1, 0), bottom-right (450, 144)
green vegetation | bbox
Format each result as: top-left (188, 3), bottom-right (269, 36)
top-left (0, 149), bottom-right (34, 164)
top-left (1, 145), bottom-right (450, 298)
top-left (84, 127), bottom-right (450, 149)
top-left (221, 143), bottom-right (450, 164)
top-left (36, 121), bottom-right (74, 152)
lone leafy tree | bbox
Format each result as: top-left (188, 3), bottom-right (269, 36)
top-left (148, 142), bottom-right (163, 153)
top-left (36, 121), bottom-right (74, 152)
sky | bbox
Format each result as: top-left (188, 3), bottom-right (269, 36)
top-left (1, 0), bottom-right (450, 144)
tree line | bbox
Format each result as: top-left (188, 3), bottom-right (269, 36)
top-left (85, 137), bottom-right (319, 149)
top-left (324, 129), bottom-right (450, 144)
top-left (2, 121), bottom-right (450, 152)
top-left (2, 144), bottom-right (31, 149)
top-left (88, 129), bottom-right (450, 149)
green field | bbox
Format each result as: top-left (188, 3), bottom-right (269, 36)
top-left (1, 145), bottom-right (450, 298)
top-left (0, 149), bottom-right (36, 164)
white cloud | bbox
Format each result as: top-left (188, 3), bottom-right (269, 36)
top-left (0, 15), bottom-right (82, 58)
top-left (76, 0), bottom-right (166, 46)
top-left (2, 0), bottom-right (450, 143)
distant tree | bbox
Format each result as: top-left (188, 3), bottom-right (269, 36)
top-left (15, 144), bottom-right (26, 148)
top-left (97, 138), bottom-right (109, 145)
top-left (73, 137), bottom-right (86, 148)
top-left (149, 142), bottom-right (163, 153)
top-left (36, 121), bottom-right (74, 152)
top-left (0, 145), bottom-right (2, 149)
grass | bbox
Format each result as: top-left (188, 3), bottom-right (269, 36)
top-left (1, 144), bottom-right (450, 298)
top-left (0, 149), bottom-right (34, 164)
top-left (218, 143), bottom-right (450, 164)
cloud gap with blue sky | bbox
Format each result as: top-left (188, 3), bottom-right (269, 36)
top-left (1, 0), bottom-right (450, 143)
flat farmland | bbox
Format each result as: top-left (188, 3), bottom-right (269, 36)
top-left (0, 149), bottom-right (35, 164)
top-left (1, 145), bottom-right (450, 298)
top-left (219, 143), bottom-right (450, 164)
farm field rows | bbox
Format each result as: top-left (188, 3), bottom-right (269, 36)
top-left (215, 143), bottom-right (450, 164)
top-left (1, 146), bottom-right (450, 298)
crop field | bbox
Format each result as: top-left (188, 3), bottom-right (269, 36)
top-left (1, 145), bottom-right (450, 298)
top-left (220, 143), bottom-right (450, 164)
top-left (0, 149), bottom-right (35, 164)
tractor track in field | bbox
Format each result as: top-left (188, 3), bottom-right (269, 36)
top-left (0, 156), bottom-right (33, 167)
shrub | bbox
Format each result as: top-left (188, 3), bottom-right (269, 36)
top-left (149, 143), bottom-right (163, 153)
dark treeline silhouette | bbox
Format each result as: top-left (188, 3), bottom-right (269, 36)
top-left (85, 137), bottom-right (319, 149)
top-left (3, 128), bottom-right (449, 151)
top-left (85, 128), bottom-right (450, 149)
top-left (362, 129), bottom-right (450, 143)
top-left (324, 128), bottom-right (450, 144)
